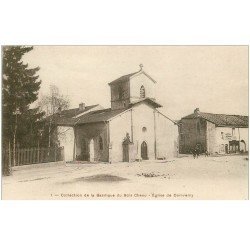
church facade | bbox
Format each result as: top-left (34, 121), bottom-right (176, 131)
top-left (53, 66), bottom-right (178, 162)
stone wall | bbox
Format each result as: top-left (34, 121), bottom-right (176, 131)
top-left (179, 117), bottom-right (207, 153)
top-left (206, 121), bottom-right (216, 154)
top-left (110, 81), bottom-right (130, 110)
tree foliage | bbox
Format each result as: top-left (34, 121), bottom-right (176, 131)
top-left (38, 84), bottom-right (70, 147)
top-left (38, 85), bottom-right (70, 117)
top-left (2, 46), bottom-right (44, 149)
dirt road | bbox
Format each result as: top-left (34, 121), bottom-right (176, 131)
top-left (2, 155), bottom-right (248, 200)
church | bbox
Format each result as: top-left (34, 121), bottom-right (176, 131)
top-left (53, 65), bottom-right (178, 163)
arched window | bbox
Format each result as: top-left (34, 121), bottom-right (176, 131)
top-left (140, 85), bottom-right (145, 98)
top-left (99, 136), bottom-right (103, 150)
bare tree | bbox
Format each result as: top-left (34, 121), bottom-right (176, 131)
top-left (38, 85), bottom-right (70, 148)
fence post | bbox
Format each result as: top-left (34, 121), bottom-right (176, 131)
top-left (17, 147), bottom-right (19, 166)
top-left (25, 148), bottom-right (27, 165)
top-left (41, 148), bottom-right (43, 163)
top-left (4, 146), bottom-right (64, 168)
top-left (37, 147), bottom-right (39, 163)
top-left (19, 149), bottom-right (22, 166)
top-left (29, 148), bottom-right (32, 164)
top-left (8, 141), bottom-right (12, 174)
top-left (54, 146), bottom-right (57, 162)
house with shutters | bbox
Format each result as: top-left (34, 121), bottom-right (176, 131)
top-left (52, 65), bottom-right (178, 162)
top-left (178, 108), bottom-right (248, 154)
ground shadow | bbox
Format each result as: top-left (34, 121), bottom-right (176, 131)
top-left (61, 174), bottom-right (128, 184)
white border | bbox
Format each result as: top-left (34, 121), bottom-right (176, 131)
top-left (1, 1), bottom-right (250, 250)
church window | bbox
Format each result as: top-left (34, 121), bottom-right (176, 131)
top-left (99, 136), bottom-right (103, 150)
top-left (142, 127), bottom-right (147, 132)
top-left (140, 85), bottom-right (145, 98)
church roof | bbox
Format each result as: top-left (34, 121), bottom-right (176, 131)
top-left (46, 104), bottom-right (100, 126)
top-left (75, 108), bottom-right (127, 125)
top-left (53, 107), bottom-right (127, 126)
top-left (129, 98), bottom-right (162, 108)
top-left (108, 69), bottom-right (157, 85)
top-left (108, 71), bottom-right (139, 85)
top-left (74, 99), bottom-right (162, 125)
top-left (52, 98), bottom-right (162, 126)
top-left (182, 112), bottom-right (248, 128)
top-left (58, 105), bottom-right (99, 118)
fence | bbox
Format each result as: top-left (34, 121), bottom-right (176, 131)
top-left (2, 146), bottom-right (64, 169)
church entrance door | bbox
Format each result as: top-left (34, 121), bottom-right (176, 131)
top-left (141, 141), bottom-right (148, 160)
top-left (81, 138), bottom-right (89, 161)
top-left (123, 143), bottom-right (129, 162)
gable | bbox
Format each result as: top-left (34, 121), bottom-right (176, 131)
top-left (130, 71), bottom-right (156, 83)
top-left (130, 72), bottom-right (156, 101)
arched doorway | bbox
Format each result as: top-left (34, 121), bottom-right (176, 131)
top-left (229, 140), bottom-right (239, 153)
top-left (89, 139), bottom-right (94, 162)
top-left (141, 141), bottom-right (148, 160)
top-left (81, 138), bottom-right (89, 161)
top-left (240, 140), bottom-right (246, 152)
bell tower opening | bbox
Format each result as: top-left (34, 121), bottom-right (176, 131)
top-left (140, 85), bottom-right (145, 98)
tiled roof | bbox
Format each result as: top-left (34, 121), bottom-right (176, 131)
top-left (53, 108), bottom-right (127, 126)
top-left (52, 98), bottom-right (162, 126)
top-left (108, 71), bottom-right (139, 85)
top-left (47, 104), bottom-right (99, 126)
top-left (75, 108), bottom-right (127, 125)
top-left (59, 105), bottom-right (99, 118)
top-left (182, 112), bottom-right (248, 128)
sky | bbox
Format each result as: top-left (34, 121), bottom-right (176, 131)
top-left (23, 46), bottom-right (248, 120)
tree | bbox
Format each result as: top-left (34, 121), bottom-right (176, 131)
top-left (38, 85), bottom-right (70, 148)
top-left (2, 46), bottom-right (43, 172)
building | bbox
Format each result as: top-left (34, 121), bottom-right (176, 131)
top-left (52, 66), bottom-right (178, 162)
top-left (178, 108), bottom-right (248, 154)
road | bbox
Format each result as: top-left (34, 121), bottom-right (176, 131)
top-left (2, 155), bottom-right (248, 200)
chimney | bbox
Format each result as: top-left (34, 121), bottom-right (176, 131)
top-left (79, 102), bottom-right (85, 111)
top-left (194, 108), bottom-right (200, 116)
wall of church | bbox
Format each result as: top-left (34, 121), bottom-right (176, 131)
top-left (155, 112), bottom-right (178, 159)
top-left (132, 103), bottom-right (156, 160)
top-left (110, 81), bottom-right (130, 110)
top-left (109, 110), bottom-right (132, 162)
top-left (130, 73), bottom-right (156, 102)
top-left (109, 103), bottom-right (177, 162)
top-left (75, 122), bottom-right (109, 162)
